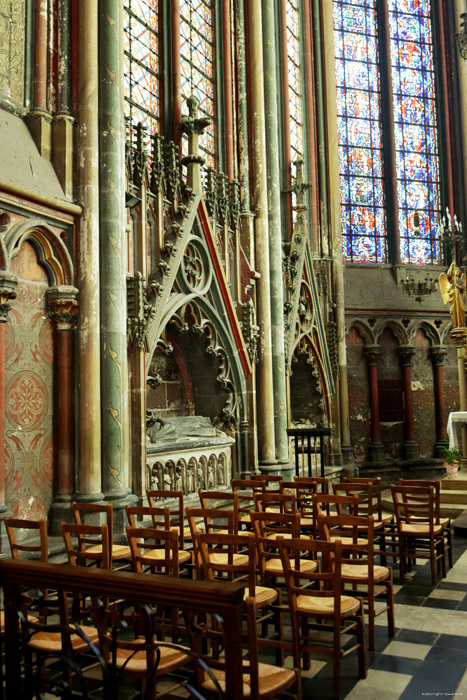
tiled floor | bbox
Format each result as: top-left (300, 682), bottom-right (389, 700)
top-left (288, 534), bottom-right (467, 699)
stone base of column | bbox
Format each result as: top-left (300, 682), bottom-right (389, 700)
top-left (0, 506), bottom-right (14, 554)
top-left (48, 497), bottom-right (74, 535)
top-left (402, 441), bottom-right (418, 460)
top-left (340, 444), bottom-right (356, 465)
top-left (368, 442), bottom-right (385, 462)
top-left (329, 451), bottom-right (343, 467)
top-left (25, 110), bottom-right (52, 160)
top-left (434, 440), bottom-right (449, 458)
top-left (107, 493), bottom-right (139, 535)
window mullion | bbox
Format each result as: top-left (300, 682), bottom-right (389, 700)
top-left (377, 0), bottom-right (401, 264)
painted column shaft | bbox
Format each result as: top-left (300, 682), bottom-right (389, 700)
top-left (430, 347), bottom-right (448, 444)
top-left (262, 0), bottom-right (288, 465)
top-left (56, 329), bottom-right (74, 496)
top-left (0, 324), bottom-right (6, 510)
top-left (99, 1), bottom-right (129, 499)
top-left (57, 0), bottom-right (72, 115)
top-left (455, 0), bottom-right (467, 219)
top-left (401, 364), bottom-right (415, 442)
top-left (368, 364), bottom-right (381, 444)
top-left (34, 0), bottom-right (48, 112)
top-left (321, 0), bottom-right (349, 457)
top-left (77, 0), bottom-right (102, 498)
top-left (248, 0), bottom-right (276, 465)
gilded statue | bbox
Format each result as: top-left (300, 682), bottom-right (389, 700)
top-left (439, 262), bottom-right (467, 329)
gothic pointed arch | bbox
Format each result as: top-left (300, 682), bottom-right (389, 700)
top-left (345, 319), bottom-right (375, 345)
top-left (4, 219), bottom-right (74, 285)
top-left (374, 319), bottom-right (408, 346)
top-left (407, 320), bottom-right (441, 346)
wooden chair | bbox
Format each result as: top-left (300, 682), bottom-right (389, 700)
top-left (4, 518), bottom-right (49, 562)
top-left (311, 493), bottom-right (359, 539)
top-left (188, 594), bottom-right (302, 700)
top-left (91, 597), bottom-right (190, 700)
top-left (60, 522), bottom-right (112, 569)
top-left (71, 501), bottom-right (131, 566)
top-left (146, 488), bottom-right (189, 549)
top-left (343, 476), bottom-right (397, 563)
top-left (248, 473), bottom-right (284, 492)
top-left (127, 505), bottom-right (191, 571)
top-left (399, 478), bottom-right (452, 569)
top-left (318, 513), bottom-right (395, 651)
top-left (278, 536), bottom-right (366, 699)
top-left (280, 482), bottom-right (317, 535)
top-left (249, 510), bottom-right (317, 593)
top-left (391, 484), bottom-right (446, 586)
top-left (186, 506), bottom-right (239, 577)
top-left (199, 489), bottom-right (241, 529)
top-left (126, 526), bottom-right (181, 576)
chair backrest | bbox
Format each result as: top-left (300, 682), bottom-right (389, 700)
top-left (278, 536), bottom-right (343, 613)
top-left (343, 476), bottom-right (383, 519)
top-left (332, 481), bottom-right (376, 517)
top-left (231, 478), bottom-right (264, 493)
top-left (250, 509), bottom-right (301, 581)
top-left (318, 513), bottom-right (376, 580)
top-left (72, 501), bottom-right (113, 552)
top-left (60, 522), bottom-right (111, 569)
top-left (399, 478), bottom-right (440, 499)
top-left (186, 506), bottom-right (237, 577)
top-left (253, 491), bottom-right (297, 514)
top-left (125, 505), bottom-right (171, 529)
top-left (293, 475), bottom-right (329, 493)
top-left (146, 489), bottom-right (185, 547)
top-left (126, 526), bottom-right (180, 576)
top-left (196, 530), bottom-right (257, 596)
top-left (198, 490), bottom-right (240, 530)
top-left (391, 484), bottom-right (438, 527)
top-left (4, 518), bottom-right (48, 562)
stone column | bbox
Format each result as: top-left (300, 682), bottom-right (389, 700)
top-left (398, 345), bottom-right (418, 460)
top-left (248, 0), bottom-right (276, 467)
top-left (76, 0), bottom-right (103, 501)
top-left (261, 0), bottom-right (289, 470)
top-left (0, 273), bottom-right (17, 550)
top-left (27, 0), bottom-right (52, 159)
top-left (429, 345), bottom-right (449, 456)
top-left (52, 0), bottom-right (74, 198)
top-left (46, 286), bottom-right (78, 532)
top-left (363, 345), bottom-right (385, 462)
top-left (99, 0), bottom-right (133, 512)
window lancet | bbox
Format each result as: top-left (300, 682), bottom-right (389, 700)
top-left (333, 0), bottom-right (441, 265)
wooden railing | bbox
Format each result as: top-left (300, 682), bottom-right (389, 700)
top-left (0, 559), bottom-right (245, 700)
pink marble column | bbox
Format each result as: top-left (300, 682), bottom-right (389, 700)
top-left (363, 345), bottom-right (385, 462)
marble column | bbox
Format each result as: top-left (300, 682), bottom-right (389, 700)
top-left (52, 0), bottom-right (74, 198)
top-left (46, 286), bottom-right (78, 532)
top-left (0, 272), bottom-right (17, 550)
top-left (364, 345), bottom-right (385, 462)
top-left (398, 345), bottom-right (418, 460)
top-left (99, 0), bottom-right (133, 510)
top-left (430, 345), bottom-right (449, 456)
top-left (248, 0), bottom-right (276, 467)
top-left (76, 0), bottom-right (103, 501)
top-left (262, 0), bottom-right (289, 470)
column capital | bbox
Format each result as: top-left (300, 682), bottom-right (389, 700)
top-left (46, 285), bottom-right (79, 330)
top-left (0, 271), bottom-right (18, 322)
top-left (397, 345), bottom-right (415, 366)
top-left (429, 345), bottom-right (447, 366)
top-left (363, 344), bottom-right (381, 366)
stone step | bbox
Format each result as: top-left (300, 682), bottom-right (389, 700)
top-left (381, 488), bottom-right (467, 519)
top-left (441, 478), bottom-right (467, 490)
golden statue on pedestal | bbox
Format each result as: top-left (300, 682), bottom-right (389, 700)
top-left (439, 262), bottom-right (467, 330)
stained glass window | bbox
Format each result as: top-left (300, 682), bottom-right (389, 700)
top-left (180, 0), bottom-right (215, 168)
top-left (124, 0), bottom-right (159, 153)
top-left (333, 0), bottom-right (441, 265)
top-left (286, 0), bottom-right (304, 163)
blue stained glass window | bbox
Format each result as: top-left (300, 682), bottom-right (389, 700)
top-left (180, 0), bottom-right (215, 168)
top-left (286, 0), bottom-right (304, 164)
top-left (333, 0), bottom-right (441, 265)
top-left (124, 0), bottom-right (159, 155)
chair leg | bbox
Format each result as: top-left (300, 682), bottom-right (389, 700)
top-left (332, 620), bottom-right (341, 700)
top-left (356, 602), bottom-right (367, 679)
top-left (386, 577), bottom-right (395, 638)
top-left (367, 592), bottom-right (375, 651)
top-left (446, 526), bottom-right (453, 569)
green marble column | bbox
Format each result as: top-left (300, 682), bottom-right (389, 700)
top-left (77, 0), bottom-right (102, 500)
top-left (262, 0), bottom-right (289, 467)
top-left (99, 2), bottom-right (131, 501)
top-left (248, 0), bottom-right (276, 466)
